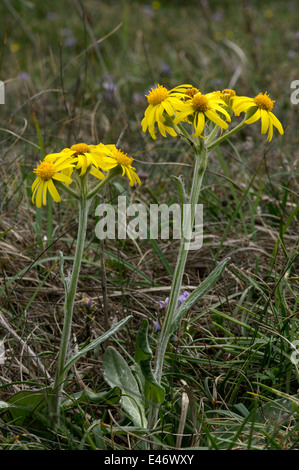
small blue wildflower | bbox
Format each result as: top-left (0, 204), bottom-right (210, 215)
top-left (64, 37), bottom-right (77, 47)
top-left (18, 72), bottom-right (30, 81)
top-left (158, 297), bottom-right (169, 311)
top-left (178, 291), bottom-right (190, 306)
top-left (152, 320), bottom-right (161, 331)
top-left (159, 63), bottom-right (171, 77)
top-left (212, 11), bottom-right (223, 21)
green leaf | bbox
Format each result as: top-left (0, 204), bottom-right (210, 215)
top-left (62, 316), bottom-right (132, 376)
top-left (172, 175), bottom-right (187, 231)
top-left (3, 388), bottom-right (51, 428)
top-left (62, 386), bottom-right (121, 408)
top-left (172, 257), bottom-right (230, 332)
top-left (102, 346), bottom-right (147, 428)
top-left (135, 319), bottom-right (153, 364)
top-left (254, 395), bottom-right (299, 425)
top-left (90, 420), bottom-right (106, 450)
top-left (252, 383), bottom-right (299, 408)
top-left (135, 320), bottom-right (165, 404)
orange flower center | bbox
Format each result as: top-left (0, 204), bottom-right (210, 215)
top-left (192, 93), bottom-right (209, 112)
top-left (34, 161), bottom-right (56, 180)
top-left (146, 85), bottom-right (169, 106)
top-left (184, 87), bottom-right (200, 100)
top-left (70, 143), bottom-right (90, 154)
top-left (221, 89), bottom-right (236, 98)
top-left (113, 149), bottom-right (133, 166)
top-left (254, 92), bottom-right (274, 111)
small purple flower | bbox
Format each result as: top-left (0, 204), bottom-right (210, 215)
top-left (100, 76), bottom-right (118, 104)
top-left (18, 72), bottom-right (30, 81)
top-left (143, 5), bottom-right (154, 17)
top-left (212, 11), bottom-right (223, 21)
top-left (64, 37), bottom-right (77, 47)
top-left (158, 291), bottom-right (189, 311)
top-left (159, 63), bottom-right (171, 77)
top-left (152, 320), bottom-right (161, 331)
top-left (103, 81), bottom-right (117, 93)
top-left (158, 297), bottom-right (169, 310)
top-left (178, 291), bottom-right (190, 306)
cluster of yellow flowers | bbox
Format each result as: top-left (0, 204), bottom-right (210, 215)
top-left (32, 84), bottom-right (284, 209)
top-left (32, 143), bottom-right (141, 208)
top-left (141, 84), bottom-right (284, 143)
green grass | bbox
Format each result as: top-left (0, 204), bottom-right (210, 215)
top-left (0, 0), bottom-right (298, 450)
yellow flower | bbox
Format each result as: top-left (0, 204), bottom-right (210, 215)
top-left (48, 143), bottom-right (106, 179)
top-left (183, 87), bottom-right (200, 100)
top-left (173, 91), bottom-right (231, 137)
top-left (219, 88), bottom-right (236, 107)
top-left (96, 144), bottom-right (141, 187)
top-left (232, 92), bottom-right (284, 142)
top-left (152, 0), bottom-right (161, 9)
top-left (32, 154), bottom-right (75, 208)
top-left (264, 9), bottom-right (273, 19)
top-left (10, 43), bottom-right (20, 53)
top-left (141, 84), bottom-right (192, 139)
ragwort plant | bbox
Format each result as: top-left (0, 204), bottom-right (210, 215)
top-left (2, 141), bottom-right (141, 429)
top-left (101, 84), bottom-right (285, 440)
top-left (1, 83), bottom-right (285, 443)
top-left (35, 143), bottom-right (141, 426)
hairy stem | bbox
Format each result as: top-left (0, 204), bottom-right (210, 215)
top-left (148, 145), bottom-right (207, 430)
top-left (51, 176), bottom-right (90, 425)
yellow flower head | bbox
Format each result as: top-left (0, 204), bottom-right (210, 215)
top-left (183, 87), bottom-right (200, 100)
top-left (32, 154), bottom-right (75, 208)
top-left (141, 83), bottom-right (192, 139)
top-left (219, 88), bottom-right (236, 107)
top-left (96, 144), bottom-right (141, 187)
top-left (49, 142), bottom-right (106, 179)
top-left (232, 92), bottom-right (284, 142)
top-left (173, 91), bottom-right (231, 138)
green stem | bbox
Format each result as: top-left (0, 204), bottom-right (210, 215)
top-left (148, 145), bottom-right (207, 429)
top-left (51, 176), bottom-right (90, 426)
top-left (87, 167), bottom-right (122, 200)
top-left (207, 119), bottom-right (247, 151)
top-left (47, 196), bottom-right (53, 249)
top-left (55, 180), bottom-right (80, 200)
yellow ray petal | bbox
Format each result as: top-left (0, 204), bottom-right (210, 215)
top-left (48, 179), bottom-right (61, 203)
top-left (260, 109), bottom-right (270, 134)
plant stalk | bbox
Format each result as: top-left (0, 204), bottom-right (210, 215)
top-left (51, 176), bottom-right (90, 426)
top-left (148, 145), bottom-right (207, 429)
